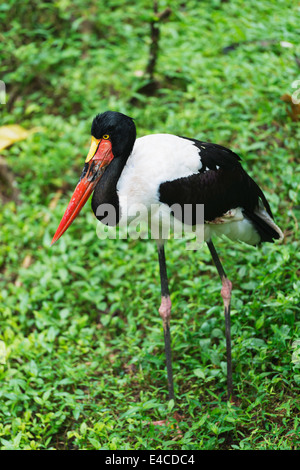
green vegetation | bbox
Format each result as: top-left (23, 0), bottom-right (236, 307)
top-left (0, 0), bottom-right (299, 450)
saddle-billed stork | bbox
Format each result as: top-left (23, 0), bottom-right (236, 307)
top-left (52, 111), bottom-right (283, 402)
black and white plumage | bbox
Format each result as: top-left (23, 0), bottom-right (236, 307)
top-left (89, 115), bottom-right (282, 245)
top-left (52, 111), bottom-right (283, 405)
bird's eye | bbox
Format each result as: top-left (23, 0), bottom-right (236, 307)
top-left (103, 134), bottom-right (110, 140)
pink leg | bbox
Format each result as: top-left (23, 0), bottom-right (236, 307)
top-left (158, 294), bottom-right (174, 401)
top-left (148, 247), bottom-right (180, 433)
top-left (157, 244), bottom-right (175, 401)
top-left (159, 295), bottom-right (172, 326)
top-left (207, 240), bottom-right (233, 400)
top-left (221, 278), bottom-right (232, 310)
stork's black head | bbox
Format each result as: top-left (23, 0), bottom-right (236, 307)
top-left (91, 111), bottom-right (136, 160)
top-left (51, 110), bottom-right (136, 245)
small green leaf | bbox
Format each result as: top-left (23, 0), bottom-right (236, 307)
top-left (80, 422), bottom-right (87, 436)
top-left (0, 341), bottom-right (7, 364)
top-left (255, 315), bottom-right (265, 329)
top-left (194, 368), bottom-right (205, 379)
top-left (168, 398), bottom-right (175, 412)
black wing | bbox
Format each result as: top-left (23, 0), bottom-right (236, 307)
top-left (159, 138), bottom-right (278, 241)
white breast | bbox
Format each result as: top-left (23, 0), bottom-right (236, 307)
top-left (117, 134), bottom-right (201, 213)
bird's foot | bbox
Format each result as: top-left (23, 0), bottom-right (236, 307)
top-left (221, 278), bottom-right (232, 310)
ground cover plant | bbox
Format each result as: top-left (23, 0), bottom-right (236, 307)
top-left (0, 0), bottom-right (299, 450)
